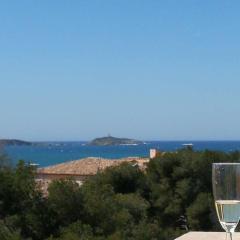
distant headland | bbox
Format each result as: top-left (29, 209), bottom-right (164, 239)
top-left (88, 136), bottom-right (143, 146)
top-left (0, 139), bottom-right (32, 146)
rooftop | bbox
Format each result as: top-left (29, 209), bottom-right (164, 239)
top-left (37, 157), bottom-right (149, 176)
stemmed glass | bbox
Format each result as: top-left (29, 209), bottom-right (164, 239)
top-left (212, 163), bottom-right (240, 240)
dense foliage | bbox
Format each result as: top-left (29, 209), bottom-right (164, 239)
top-left (0, 148), bottom-right (240, 240)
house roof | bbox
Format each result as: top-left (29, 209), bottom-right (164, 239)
top-left (37, 157), bottom-right (149, 176)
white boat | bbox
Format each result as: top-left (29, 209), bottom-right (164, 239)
top-left (182, 143), bottom-right (194, 147)
top-left (29, 163), bottom-right (40, 167)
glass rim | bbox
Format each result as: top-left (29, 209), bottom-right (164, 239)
top-left (212, 162), bottom-right (240, 165)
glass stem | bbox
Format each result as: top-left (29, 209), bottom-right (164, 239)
top-left (226, 232), bottom-right (232, 240)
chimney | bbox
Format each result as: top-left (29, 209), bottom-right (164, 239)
top-left (150, 149), bottom-right (158, 159)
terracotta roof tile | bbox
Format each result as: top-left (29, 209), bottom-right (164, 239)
top-left (38, 157), bottom-right (149, 176)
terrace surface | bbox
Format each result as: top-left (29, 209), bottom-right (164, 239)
top-left (176, 232), bottom-right (240, 239)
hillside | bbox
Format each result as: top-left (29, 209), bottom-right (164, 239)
top-left (0, 139), bottom-right (32, 146)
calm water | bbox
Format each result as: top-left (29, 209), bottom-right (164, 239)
top-left (4, 141), bottom-right (240, 167)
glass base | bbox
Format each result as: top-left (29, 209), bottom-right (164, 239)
top-left (226, 232), bottom-right (233, 240)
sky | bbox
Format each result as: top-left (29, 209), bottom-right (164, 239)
top-left (0, 1), bottom-right (240, 141)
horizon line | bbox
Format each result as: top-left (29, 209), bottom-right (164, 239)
top-left (2, 138), bottom-right (240, 142)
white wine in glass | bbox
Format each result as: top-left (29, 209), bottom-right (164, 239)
top-left (212, 163), bottom-right (240, 240)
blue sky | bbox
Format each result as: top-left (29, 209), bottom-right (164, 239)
top-left (0, 1), bottom-right (240, 141)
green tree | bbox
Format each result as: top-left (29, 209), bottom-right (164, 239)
top-left (186, 192), bottom-right (213, 230)
top-left (95, 163), bottom-right (147, 195)
top-left (47, 179), bottom-right (84, 231)
top-left (0, 220), bottom-right (22, 240)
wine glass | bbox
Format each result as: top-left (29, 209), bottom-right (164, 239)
top-left (212, 163), bottom-right (240, 240)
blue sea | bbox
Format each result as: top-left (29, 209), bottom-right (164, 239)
top-left (4, 141), bottom-right (240, 167)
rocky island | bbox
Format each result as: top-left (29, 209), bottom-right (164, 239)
top-left (88, 136), bottom-right (143, 146)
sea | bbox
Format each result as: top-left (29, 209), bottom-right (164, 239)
top-left (3, 141), bottom-right (240, 167)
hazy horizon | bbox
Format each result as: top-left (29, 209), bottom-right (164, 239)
top-left (1, 1), bottom-right (240, 141)
top-left (3, 137), bottom-right (240, 142)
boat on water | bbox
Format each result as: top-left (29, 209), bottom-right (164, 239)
top-left (29, 163), bottom-right (40, 167)
top-left (182, 143), bottom-right (194, 149)
top-left (182, 143), bottom-right (194, 147)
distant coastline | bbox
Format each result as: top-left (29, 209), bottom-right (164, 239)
top-left (0, 139), bottom-right (32, 146)
top-left (4, 140), bottom-right (240, 168)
